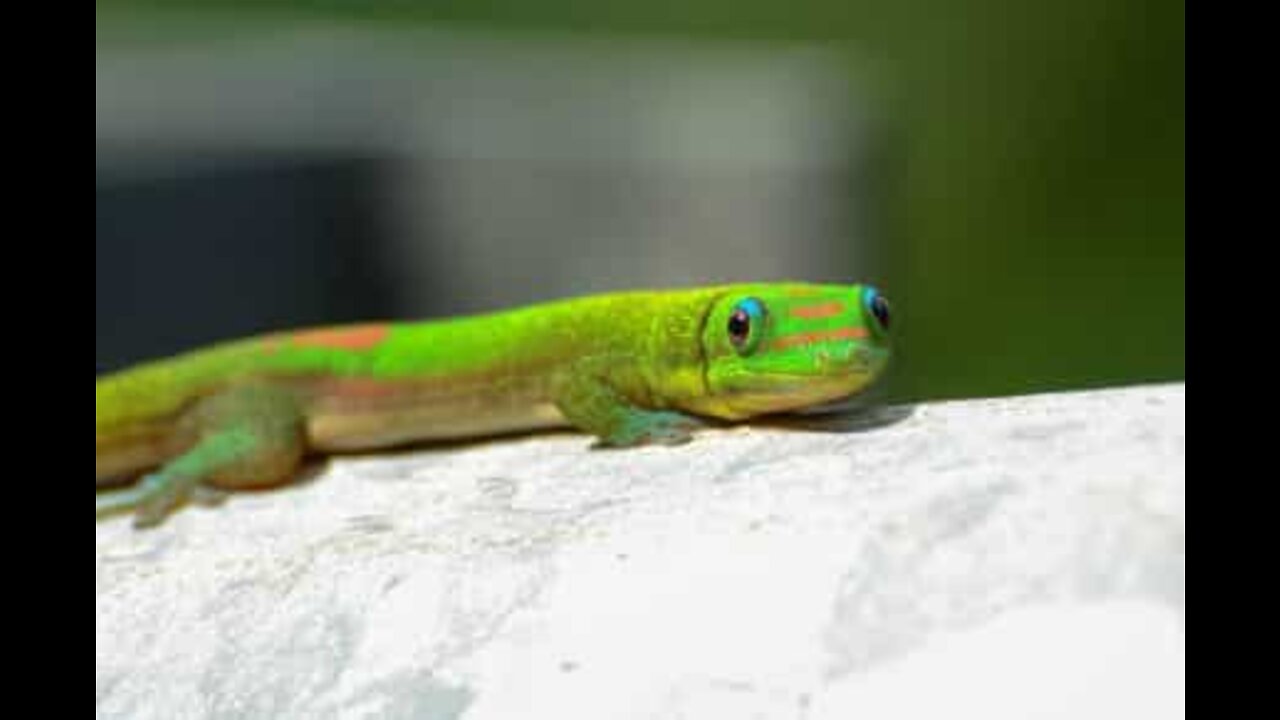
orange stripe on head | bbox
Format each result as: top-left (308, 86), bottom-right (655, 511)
top-left (288, 324), bottom-right (390, 351)
top-left (789, 301), bottom-right (846, 320)
top-left (770, 326), bottom-right (867, 350)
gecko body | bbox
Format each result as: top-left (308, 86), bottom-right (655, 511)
top-left (96, 283), bottom-right (891, 526)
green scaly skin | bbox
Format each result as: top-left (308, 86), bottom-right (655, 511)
top-left (96, 282), bottom-right (891, 527)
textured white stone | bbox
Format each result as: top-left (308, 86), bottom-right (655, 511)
top-left (96, 383), bottom-right (1185, 720)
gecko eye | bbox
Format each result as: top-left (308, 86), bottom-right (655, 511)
top-left (864, 287), bottom-right (890, 332)
top-left (727, 297), bottom-right (766, 355)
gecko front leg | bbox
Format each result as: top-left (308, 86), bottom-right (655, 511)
top-left (553, 369), bottom-right (704, 448)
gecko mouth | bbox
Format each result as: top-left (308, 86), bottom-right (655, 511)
top-left (729, 346), bottom-right (887, 389)
top-left (714, 344), bottom-right (889, 415)
top-left (724, 371), bottom-right (872, 396)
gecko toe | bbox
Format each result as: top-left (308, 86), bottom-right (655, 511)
top-left (130, 473), bottom-right (199, 528)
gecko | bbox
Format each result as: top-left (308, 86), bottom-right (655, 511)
top-left (97, 282), bottom-right (892, 527)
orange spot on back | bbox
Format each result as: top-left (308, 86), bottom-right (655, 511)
top-left (790, 301), bottom-right (846, 320)
top-left (288, 324), bottom-right (390, 351)
top-left (786, 287), bottom-right (821, 297)
top-left (770, 326), bottom-right (867, 350)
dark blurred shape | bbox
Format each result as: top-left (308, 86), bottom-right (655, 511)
top-left (96, 154), bottom-right (402, 373)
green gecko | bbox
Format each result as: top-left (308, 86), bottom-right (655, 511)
top-left (97, 282), bottom-right (891, 527)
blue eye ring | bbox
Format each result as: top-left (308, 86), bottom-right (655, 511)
top-left (863, 287), bottom-right (890, 332)
top-left (728, 297), bottom-right (767, 355)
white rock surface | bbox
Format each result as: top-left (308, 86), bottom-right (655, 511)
top-left (96, 383), bottom-right (1185, 720)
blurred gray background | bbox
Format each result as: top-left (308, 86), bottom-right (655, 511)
top-left (98, 24), bottom-right (878, 374)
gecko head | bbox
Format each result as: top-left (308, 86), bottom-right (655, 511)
top-left (694, 283), bottom-right (891, 419)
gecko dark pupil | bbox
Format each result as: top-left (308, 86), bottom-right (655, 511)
top-left (728, 310), bottom-right (751, 345)
top-left (871, 295), bottom-right (890, 330)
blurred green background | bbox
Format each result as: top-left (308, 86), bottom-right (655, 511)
top-left (97, 0), bottom-right (1183, 403)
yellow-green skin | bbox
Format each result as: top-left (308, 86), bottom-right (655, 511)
top-left (96, 282), bottom-right (891, 527)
